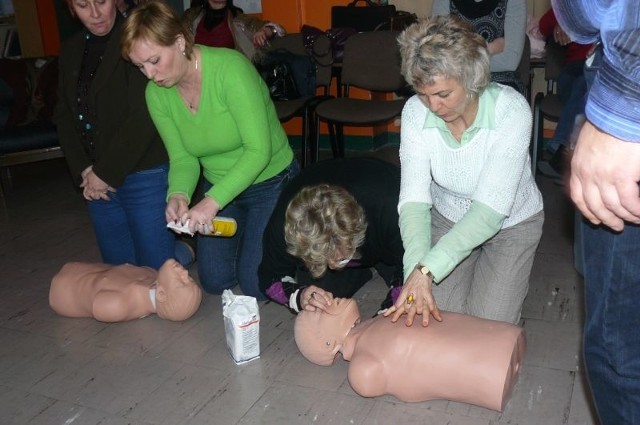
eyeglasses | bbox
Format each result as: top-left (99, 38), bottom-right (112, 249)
top-left (335, 254), bottom-right (353, 267)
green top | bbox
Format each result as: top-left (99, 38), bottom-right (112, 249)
top-left (146, 46), bottom-right (293, 208)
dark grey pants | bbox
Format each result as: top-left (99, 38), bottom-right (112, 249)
top-left (430, 209), bottom-right (544, 324)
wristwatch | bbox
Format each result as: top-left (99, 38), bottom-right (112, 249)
top-left (415, 263), bottom-right (434, 279)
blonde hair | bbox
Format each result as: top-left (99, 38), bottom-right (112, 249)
top-left (284, 184), bottom-right (367, 278)
top-left (398, 16), bottom-right (490, 97)
top-left (121, 0), bottom-right (195, 60)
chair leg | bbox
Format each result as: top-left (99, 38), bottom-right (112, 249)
top-left (300, 108), bottom-right (308, 168)
top-left (336, 124), bottom-right (345, 158)
top-left (329, 123), bottom-right (339, 158)
top-left (531, 93), bottom-right (544, 177)
top-left (312, 115), bottom-right (321, 164)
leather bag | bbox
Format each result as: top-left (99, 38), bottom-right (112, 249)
top-left (331, 0), bottom-right (396, 33)
top-left (302, 25), bottom-right (357, 66)
top-left (257, 49), bottom-right (317, 100)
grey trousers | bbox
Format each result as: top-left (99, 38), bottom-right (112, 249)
top-left (431, 209), bottom-right (544, 324)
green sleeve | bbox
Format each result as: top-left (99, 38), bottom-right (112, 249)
top-left (423, 201), bottom-right (505, 283)
top-left (398, 202), bottom-right (432, 282)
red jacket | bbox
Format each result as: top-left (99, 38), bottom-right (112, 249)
top-left (539, 9), bottom-right (592, 63)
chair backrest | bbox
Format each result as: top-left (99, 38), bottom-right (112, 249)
top-left (340, 31), bottom-right (406, 93)
top-left (268, 33), bottom-right (333, 91)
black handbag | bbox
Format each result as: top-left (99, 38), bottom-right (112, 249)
top-left (331, 0), bottom-right (396, 33)
top-left (257, 49), bottom-right (317, 101)
top-left (302, 25), bottom-right (357, 66)
top-left (375, 10), bottom-right (419, 31)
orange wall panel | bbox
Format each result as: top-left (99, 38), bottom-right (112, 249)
top-left (261, 0), bottom-right (301, 32)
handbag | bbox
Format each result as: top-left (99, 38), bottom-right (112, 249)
top-left (374, 10), bottom-right (419, 31)
top-left (302, 25), bottom-right (357, 66)
top-left (331, 0), bottom-right (396, 33)
top-left (257, 49), bottom-right (317, 101)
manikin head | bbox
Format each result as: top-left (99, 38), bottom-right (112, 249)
top-left (294, 298), bottom-right (361, 366)
top-left (155, 259), bottom-right (202, 321)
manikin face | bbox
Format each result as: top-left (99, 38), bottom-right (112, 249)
top-left (304, 298), bottom-right (361, 353)
top-left (70, 0), bottom-right (117, 37)
top-left (415, 75), bottom-right (472, 123)
top-left (155, 259), bottom-right (202, 321)
top-left (128, 36), bottom-right (188, 88)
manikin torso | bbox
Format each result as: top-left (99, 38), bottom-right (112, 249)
top-left (50, 262), bottom-right (157, 322)
top-left (341, 311), bottom-right (525, 410)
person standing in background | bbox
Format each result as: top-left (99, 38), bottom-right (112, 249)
top-left (182, 0), bottom-right (285, 63)
top-left (536, 7), bottom-right (591, 180)
top-left (552, 1), bottom-right (640, 424)
top-left (431, 0), bottom-right (528, 96)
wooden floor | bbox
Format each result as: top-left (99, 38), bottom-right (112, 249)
top-left (0, 155), bottom-right (600, 425)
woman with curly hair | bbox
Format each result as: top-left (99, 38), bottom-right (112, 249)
top-left (259, 157), bottom-right (405, 314)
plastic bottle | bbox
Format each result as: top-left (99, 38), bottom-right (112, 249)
top-left (210, 217), bottom-right (237, 237)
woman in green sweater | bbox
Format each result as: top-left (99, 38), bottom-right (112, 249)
top-left (121, 0), bottom-right (297, 299)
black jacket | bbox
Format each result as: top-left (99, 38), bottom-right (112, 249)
top-left (54, 18), bottom-right (168, 188)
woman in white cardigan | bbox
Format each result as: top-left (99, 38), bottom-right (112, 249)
top-left (384, 16), bottom-right (543, 326)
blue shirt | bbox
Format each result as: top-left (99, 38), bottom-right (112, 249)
top-left (552, 0), bottom-right (640, 142)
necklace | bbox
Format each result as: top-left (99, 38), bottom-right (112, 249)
top-left (188, 57), bottom-right (199, 110)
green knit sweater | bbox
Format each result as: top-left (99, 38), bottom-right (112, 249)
top-left (146, 46), bottom-right (293, 208)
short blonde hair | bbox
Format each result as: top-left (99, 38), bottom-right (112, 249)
top-left (398, 16), bottom-right (490, 97)
top-left (284, 184), bottom-right (367, 278)
top-left (121, 0), bottom-right (195, 60)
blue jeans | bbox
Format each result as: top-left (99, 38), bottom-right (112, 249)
top-left (546, 60), bottom-right (588, 154)
top-left (581, 220), bottom-right (640, 425)
top-left (87, 164), bottom-right (178, 270)
top-left (579, 43), bottom-right (640, 425)
top-left (198, 161), bottom-right (299, 299)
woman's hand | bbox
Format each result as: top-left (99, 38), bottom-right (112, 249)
top-left (383, 267), bottom-right (442, 327)
top-left (253, 26), bottom-right (273, 47)
top-left (166, 194), bottom-right (190, 224)
top-left (300, 285), bottom-right (334, 312)
top-left (80, 168), bottom-right (114, 201)
top-left (553, 24), bottom-right (571, 46)
top-left (184, 196), bottom-right (220, 235)
top-left (487, 37), bottom-right (505, 56)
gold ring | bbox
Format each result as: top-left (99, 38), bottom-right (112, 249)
top-left (406, 293), bottom-right (414, 304)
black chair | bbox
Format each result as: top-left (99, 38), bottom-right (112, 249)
top-left (531, 41), bottom-right (566, 177)
top-left (312, 31), bottom-right (407, 162)
top-left (266, 34), bottom-right (332, 167)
